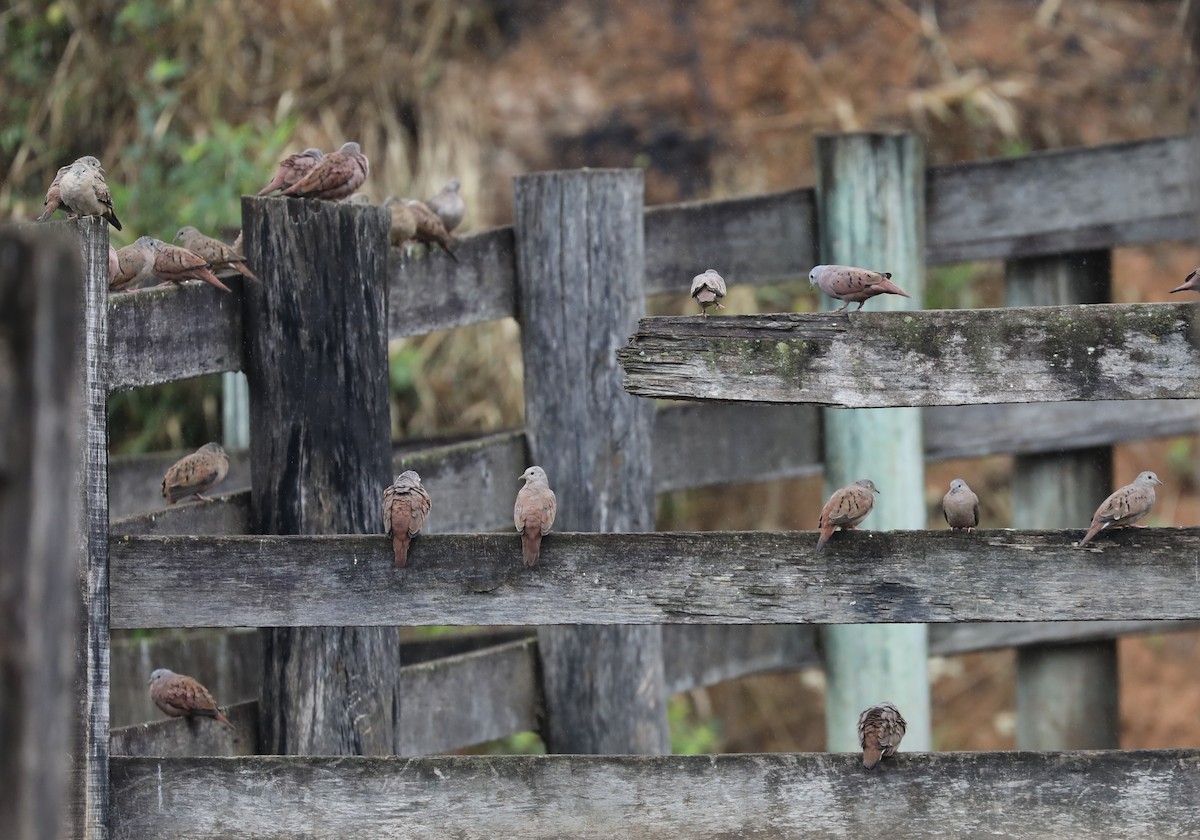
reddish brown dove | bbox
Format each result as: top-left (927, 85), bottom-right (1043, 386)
top-left (383, 196), bottom-right (418, 246)
top-left (108, 245), bottom-right (119, 283)
top-left (1077, 470), bottom-right (1163, 548)
top-left (515, 466), bottom-right (557, 567)
top-left (858, 701), bottom-right (907, 769)
top-left (58, 156), bottom-right (122, 231)
top-left (809, 264), bottom-right (910, 313)
top-left (135, 236), bottom-right (231, 293)
top-left (816, 479), bottom-right (879, 551)
top-left (110, 241), bottom-right (152, 292)
top-left (403, 199), bottom-right (459, 261)
top-left (942, 478), bottom-right (980, 532)
top-left (282, 141), bottom-right (368, 201)
top-left (148, 668), bottom-right (234, 729)
top-left (383, 470), bottom-right (432, 568)
top-left (426, 178), bottom-right (465, 232)
top-left (174, 225), bottom-right (259, 282)
top-left (257, 147), bottom-right (324, 195)
top-left (162, 442), bottom-right (229, 505)
top-left (690, 268), bottom-right (727, 317)
top-left (1169, 269), bottom-right (1200, 294)
top-left (36, 164), bottom-right (71, 222)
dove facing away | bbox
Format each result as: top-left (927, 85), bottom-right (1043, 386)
top-left (1077, 471), bottom-right (1162, 548)
top-left (383, 470), bottom-right (432, 568)
top-left (282, 141), bottom-right (368, 201)
top-left (403, 199), bottom-right (458, 261)
top-left (690, 268), bottom-right (727, 317)
top-left (942, 478), bottom-right (980, 532)
top-left (148, 668), bottom-right (234, 729)
top-left (858, 701), bottom-right (907, 769)
top-left (132, 236), bottom-right (231, 293)
top-left (515, 466), bottom-right (557, 567)
top-left (809, 264), bottom-right (909, 313)
top-left (162, 442), bottom-right (229, 505)
top-left (1170, 268), bottom-right (1200, 294)
top-left (257, 147), bottom-right (324, 195)
top-left (426, 178), bottom-right (465, 232)
top-left (58, 156), bottom-right (122, 231)
top-left (174, 225), bottom-right (259, 282)
top-left (816, 479), bottom-right (879, 551)
top-left (110, 241), bottom-right (152, 292)
top-left (383, 196), bottom-right (418, 246)
top-left (36, 164), bottom-right (71, 222)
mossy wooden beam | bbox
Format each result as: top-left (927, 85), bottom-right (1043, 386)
top-left (619, 303), bottom-right (1200, 407)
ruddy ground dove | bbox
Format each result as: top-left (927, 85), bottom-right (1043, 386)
top-left (1077, 470), bottom-right (1162, 548)
top-left (690, 268), bottom-right (727, 317)
top-left (135, 236), bottom-right (231, 293)
top-left (162, 442), bottom-right (229, 505)
top-left (816, 479), bottom-right (879, 551)
top-left (257, 147), bottom-right (324, 195)
top-left (383, 196), bottom-right (419, 246)
top-left (942, 478), bottom-right (980, 532)
top-left (858, 701), bottom-right (907, 769)
top-left (282, 141), bottom-right (368, 201)
top-left (809, 264), bottom-right (910, 313)
top-left (1170, 269), bottom-right (1200, 294)
top-left (383, 470), bottom-right (432, 568)
top-left (174, 225), bottom-right (259, 282)
top-left (426, 178), bottom-right (465, 232)
top-left (110, 240), bottom-right (151, 292)
top-left (148, 668), bottom-right (234, 729)
top-left (35, 164), bottom-right (71, 222)
top-left (515, 466), bottom-right (557, 567)
top-left (403, 199), bottom-right (458, 261)
top-left (58, 156), bottom-right (122, 231)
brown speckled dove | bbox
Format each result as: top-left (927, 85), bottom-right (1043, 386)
top-left (816, 479), bottom-right (879, 551)
top-left (404, 199), bottom-right (458, 261)
top-left (282, 141), bottom-right (368, 201)
top-left (690, 268), bottom-right (727, 317)
top-left (858, 701), bottom-right (907, 769)
top-left (942, 478), bottom-right (980, 532)
top-left (383, 196), bottom-right (418, 246)
top-left (36, 164), bottom-right (71, 222)
top-left (1170, 269), bottom-right (1200, 294)
top-left (426, 178), bottom-right (465, 232)
top-left (148, 668), bottom-right (234, 729)
top-left (257, 147), bottom-right (324, 196)
top-left (383, 470), bottom-right (431, 568)
top-left (135, 236), bottom-right (231, 293)
top-left (809, 264), bottom-right (910, 312)
top-left (110, 241), bottom-right (153, 292)
top-left (162, 442), bottom-right (229, 505)
top-left (1077, 470), bottom-right (1162, 548)
top-left (58, 156), bottom-right (122, 231)
top-left (174, 226), bottom-right (259, 282)
top-left (515, 466), bottom-right (557, 567)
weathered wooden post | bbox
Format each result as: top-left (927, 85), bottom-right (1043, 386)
top-left (1007, 253), bottom-right (1118, 749)
top-left (513, 169), bottom-right (670, 754)
top-left (815, 133), bottom-right (932, 754)
top-left (241, 197), bottom-right (400, 755)
top-left (0, 227), bottom-right (83, 840)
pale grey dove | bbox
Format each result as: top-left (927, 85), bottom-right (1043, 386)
top-left (383, 470), bottom-right (431, 568)
top-left (809, 264), bottom-right (910, 313)
top-left (942, 478), bottom-right (980, 532)
top-left (257, 147), bottom-right (324, 195)
top-left (136, 236), bottom-right (231, 293)
top-left (36, 164), bottom-right (71, 222)
top-left (426, 178), bottom-right (465, 232)
top-left (690, 268), bottom-right (727, 317)
top-left (1077, 470), bottom-right (1162, 548)
top-left (282, 141), bottom-right (368, 201)
top-left (816, 479), bottom-right (879, 551)
top-left (162, 442), bottom-right (229, 505)
top-left (403, 199), bottom-right (458, 261)
top-left (58, 156), bottom-right (122, 230)
top-left (858, 701), bottom-right (907, 769)
top-left (515, 466), bottom-right (557, 567)
top-left (148, 668), bottom-right (234, 729)
top-left (383, 196), bottom-right (418, 246)
top-left (1170, 269), bottom-right (1200, 294)
top-left (174, 225), bottom-right (259, 282)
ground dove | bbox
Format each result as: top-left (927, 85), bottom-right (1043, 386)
top-left (135, 236), bottom-right (231, 293)
top-left (383, 196), bottom-right (419, 246)
top-left (57, 156), bottom-right (122, 231)
top-left (1077, 470), bottom-right (1162, 548)
top-left (426, 178), bottom-right (465, 232)
top-left (809, 264), bottom-right (910, 313)
top-left (107, 245), bottom-right (119, 283)
top-left (816, 479), bottom-right (879, 551)
top-left (110, 241), bottom-right (152, 292)
top-left (257, 147), bottom-right (324, 195)
top-left (148, 668), bottom-right (234, 729)
top-left (162, 442), bottom-right (229, 505)
top-left (1169, 269), bottom-right (1200, 294)
top-left (690, 268), bottom-right (727, 317)
top-left (858, 701), bottom-right (907, 769)
top-left (36, 164), bottom-right (71, 222)
top-left (383, 470), bottom-right (431, 568)
top-left (281, 141), bottom-right (368, 201)
top-left (515, 466), bottom-right (557, 567)
top-left (403, 199), bottom-right (459, 261)
top-left (942, 478), bottom-right (980, 532)
top-left (174, 225), bottom-right (259, 282)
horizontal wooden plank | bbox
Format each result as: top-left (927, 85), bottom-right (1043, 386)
top-left (110, 700), bottom-right (257, 758)
top-left (927, 135), bottom-right (1193, 263)
top-left (110, 491), bottom-right (252, 537)
top-left (110, 750), bottom-right (1200, 840)
top-left (108, 283), bottom-right (244, 392)
top-left (109, 529), bottom-right (1200, 628)
top-left (619, 304), bottom-right (1200, 407)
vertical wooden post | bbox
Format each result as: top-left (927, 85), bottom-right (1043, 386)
top-left (1007, 252), bottom-right (1118, 750)
top-left (513, 169), bottom-right (670, 754)
top-left (0, 227), bottom-right (83, 840)
top-left (815, 133), bottom-right (932, 754)
top-left (242, 197), bottom-right (399, 755)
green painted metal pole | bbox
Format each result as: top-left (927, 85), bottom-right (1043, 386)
top-left (815, 133), bottom-right (931, 754)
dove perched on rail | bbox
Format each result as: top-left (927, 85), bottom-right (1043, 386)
top-left (257, 147), bottom-right (324, 195)
top-left (515, 466), bottom-right (557, 567)
top-left (942, 478), bottom-right (980, 532)
top-left (57, 156), bottom-right (122, 230)
top-left (383, 196), bottom-right (419, 246)
top-left (809, 264), bottom-right (910, 313)
top-left (858, 701), bottom-right (907, 769)
top-left (1077, 471), bottom-right (1162, 548)
top-left (383, 470), bottom-right (432, 568)
top-left (162, 442), bottom-right (229, 505)
top-left (426, 178), bottom-right (465, 232)
top-left (1169, 268), bottom-right (1200, 295)
top-left (35, 164), bottom-right (71, 222)
top-left (282, 141), bottom-right (368, 201)
top-left (174, 226), bottom-right (259, 282)
top-left (148, 668), bottom-right (234, 729)
top-left (403, 199), bottom-right (458, 261)
top-left (690, 268), bottom-right (727, 317)
top-left (131, 236), bottom-right (231, 293)
top-left (816, 479), bottom-right (879, 551)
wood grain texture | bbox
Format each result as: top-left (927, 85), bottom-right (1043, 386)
top-left (0, 226), bottom-right (82, 840)
top-left (110, 700), bottom-right (258, 758)
top-left (109, 529), bottom-right (1200, 628)
top-left (107, 282), bottom-right (243, 392)
top-left (619, 304), bottom-right (1200, 407)
top-left (110, 751), bottom-right (1200, 840)
top-left (110, 491), bottom-right (251, 537)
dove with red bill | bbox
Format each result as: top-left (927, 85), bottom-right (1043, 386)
top-left (383, 470), bottom-right (432, 568)
top-left (1077, 471), bottom-right (1162, 548)
top-left (809, 264), bottom-right (910, 312)
top-left (515, 466), bottom-right (557, 567)
top-left (942, 478), bottom-right (980, 532)
top-left (148, 668), bottom-right (235, 729)
top-left (282, 141), bottom-right (368, 201)
top-left (162, 442), bottom-right (229, 505)
top-left (858, 701), bottom-right (907, 769)
top-left (426, 178), bottom-right (465, 232)
top-left (816, 479), bottom-right (879, 551)
top-left (257, 147), bottom-right (324, 196)
top-left (1169, 268), bottom-right (1200, 294)
top-left (57, 156), bottom-right (122, 231)
top-left (690, 268), bottom-right (727, 317)
top-left (174, 225), bottom-right (259, 282)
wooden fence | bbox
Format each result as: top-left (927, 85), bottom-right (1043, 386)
top-left (25, 132), bottom-right (1200, 838)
